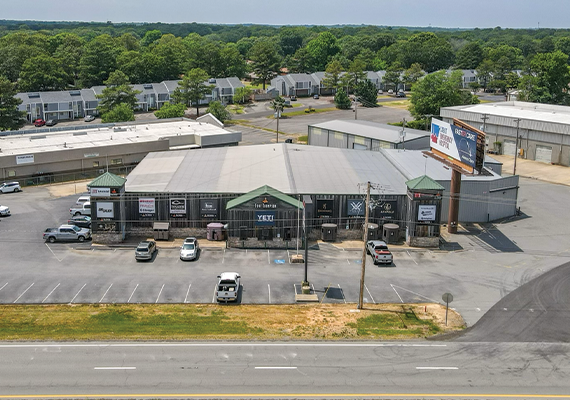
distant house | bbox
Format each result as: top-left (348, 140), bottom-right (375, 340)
top-left (270, 73), bottom-right (319, 97)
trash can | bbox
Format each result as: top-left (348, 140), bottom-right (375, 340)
top-left (321, 223), bottom-right (337, 241)
top-left (153, 222), bottom-right (169, 241)
top-left (367, 223), bottom-right (379, 240)
top-left (207, 222), bottom-right (225, 241)
top-left (382, 223), bottom-right (399, 244)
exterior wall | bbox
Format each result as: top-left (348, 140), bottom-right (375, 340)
top-left (407, 236), bottom-right (439, 248)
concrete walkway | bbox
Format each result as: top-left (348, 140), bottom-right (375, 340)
top-left (492, 154), bottom-right (570, 186)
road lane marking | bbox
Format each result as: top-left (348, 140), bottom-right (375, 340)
top-left (390, 284), bottom-right (404, 303)
top-left (184, 284), bottom-right (191, 303)
top-left (69, 283), bottom-right (86, 304)
top-left (13, 283), bottom-right (34, 303)
top-left (338, 284), bottom-right (346, 303)
top-left (94, 367), bottom-right (136, 370)
top-left (268, 284), bottom-right (271, 303)
top-left (212, 284), bottom-right (217, 303)
top-left (406, 250), bottom-right (418, 265)
top-left (416, 367), bottom-right (459, 370)
top-left (0, 282), bottom-right (8, 292)
top-left (391, 284), bottom-right (440, 304)
top-left (155, 284), bottom-right (164, 303)
top-left (364, 284), bottom-right (375, 304)
top-left (255, 367), bottom-right (297, 370)
top-left (45, 243), bottom-right (62, 262)
top-left (99, 284), bottom-right (113, 303)
top-left (127, 284), bottom-right (139, 303)
top-left (42, 283), bottom-right (60, 303)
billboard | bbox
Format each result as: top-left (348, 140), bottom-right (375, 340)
top-left (431, 118), bottom-right (478, 172)
top-left (347, 199), bottom-right (365, 216)
top-left (139, 198), bottom-right (155, 217)
top-left (316, 199), bottom-right (334, 218)
top-left (255, 211), bottom-right (275, 226)
top-left (169, 198), bottom-right (186, 218)
top-left (96, 202), bottom-right (114, 218)
top-left (377, 201), bottom-right (397, 219)
top-left (418, 205), bottom-right (437, 221)
top-left (200, 199), bottom-right (219, 218)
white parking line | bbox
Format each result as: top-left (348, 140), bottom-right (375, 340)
top-left (406, 250), bottom-right (418, 265)
top-left (416, 367), bottom-right (458, 370)
top-left (212, 284), bottom-right (217, 303)
top-left (267, 250), bottom-right (270, 264)
top-left (69, 283), bottom-right (86, 304)
top-left (94, 367), bottom-right (136, 370)
top-left (13, 283), bottom-right (34, 303)
top-left (390, 284), bottom-right (404, 303)
top-left (255, 366), bottom-right (297, 370)
top-left (42, 283), bottom-right (60, 303)
top-left (268, 284), bottom-right (271, 303)
top-left (184, 284), bottom-right (192, 303)
top-left (338, 284), bottom-right (346, 304)
top-left (45, 243), bottom-right (62, 262)
top-left (127, 284), bottom-right (139, 303)
top-left (222, 249), bottom-right (225, 264)
top-left (99, 284), bottom-right (113, 303)
top-left (346, 259), bottom-right (350, 265)
top-left (364, 284), bottom-right (375, 304)
top-left (0, 282), bottom-right (8, 292)
top-left (155, 284), bottom-right (164, 303)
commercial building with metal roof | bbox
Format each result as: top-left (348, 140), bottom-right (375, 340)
top-left (308, 120), bottom-right (430, 151)
top-left (0, 118), bottom-right (241, 185)
top-left (441, 101), bottom-right (570, 166)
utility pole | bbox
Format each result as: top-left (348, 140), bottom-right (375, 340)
top-left (276, 110), bottom-right (280, 143)
top-left (353, 97), bottom-right (358, 120)
top-left (358, 181), bottom-right (371, 310)
top-left (513, 118), bottom-right (521, 176)
top-left (401, 118), bottom-right (407, 151)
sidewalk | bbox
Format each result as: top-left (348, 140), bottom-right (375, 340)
top-left (491, 154), bottom-right (570, 186)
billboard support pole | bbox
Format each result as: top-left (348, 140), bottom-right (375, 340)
top-left (447, 169), bottom-right (461, 234)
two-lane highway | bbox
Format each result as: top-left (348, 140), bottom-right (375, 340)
top-left (1, 342), bottom-right (570, 399)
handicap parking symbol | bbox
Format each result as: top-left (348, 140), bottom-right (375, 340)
top-left (274, 259), bottom-right (285, 264)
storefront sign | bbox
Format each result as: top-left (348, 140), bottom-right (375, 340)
top-left (418, 205), bottom-right (437, 221)
top-left (90, 187), bottom-right (110, 196)
top-left (431, 118), bottom-right (478, 171)
top-left (200, 199), bottom-right (219, 218)
top-left (139, 198), bottom-right (155, 217)
top-left (347, 199), bottom-right (365, 216)
top-left (254, 196), bottom-right (277, 209)
top-left (169, 198), bottom-right (186, 218)
top-left (316, 199), bottom-right (334, 218)
top-left (96, 202), bottom-right (114, 218)
top-left (84, 153), bottom-right (100, 158)
top-left (255, 211), bottom-right (275, 226)
top-left (16, 154), bottom-right (34, 164)
top-left (377, 201), bottom-right (397, 219)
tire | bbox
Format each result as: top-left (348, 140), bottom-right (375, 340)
top-left (48, 236), bottom-right (56, 243)
top-left (78, 236), bottom-right (85, 242)
top-left (74, 212), bottom-right (81, 216)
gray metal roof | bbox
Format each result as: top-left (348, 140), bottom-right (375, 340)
top-left (309, 120), bottom-right (429, 143)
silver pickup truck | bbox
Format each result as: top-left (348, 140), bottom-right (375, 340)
top-left (366, 240), bottom-right (393, 265)
top-left (43, 224), bottom-right (91, 243)
top-left (69, 202), bottom-right (91, 216)
top-left (216, 272), bottom-right (240, 303)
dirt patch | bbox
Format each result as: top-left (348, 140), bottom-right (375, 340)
top-left (45, 180), bottom-right (91, 198)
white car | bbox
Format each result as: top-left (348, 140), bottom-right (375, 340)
top-left (0, 205), bottom-right (10, 216)
top-left (75, 195), bottom-right (91, 206)
top-left (180, 237), bottom-right (199, 261)
top-left (0, 182), bottom-right (21, 193)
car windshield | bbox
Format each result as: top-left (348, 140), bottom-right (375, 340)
top-left (182, 244), bottom-right (195, 250)
top-left (71, 225), bottom-right (81, 232)
top-left (137, 247), bottom-right (149, 252)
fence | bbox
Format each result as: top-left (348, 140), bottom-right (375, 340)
top-left (15, 165), bottom-right (136, 188)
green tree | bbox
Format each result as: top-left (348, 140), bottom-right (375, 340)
top-left (402, 63), bottom-right (425, 88)
top-left (476, 59), bottom-right (494, 90)
top-left (140, 30), bottom-right (162, 47)
top-left (518, 50), bottom-right (570, 105)
top-left (287, 47), bottom-right (311, 73)
top-left (279, 28), bottom-right (304, 56)
top-left (343, 58), bottom-right (366, 92)
top-left (248, 39), bottom-right (280, 89)
top-left (0, 76), bottom-right (26, 131)
top-left (150, 34), bottom-right (189, 81)
top-left (101, 103), bottom-right (135, 123)
top-left (18, 54), bottom-right (69, 91)
top-left (233, 86), bottom-right (252, 104)
top-left (206, 101), bottom-right (231, 123)
top-left (305, 31), bottom-right (340, 71)
top-left (334, 88), bottom-right (352, 109)
top-left (52, 33), bottom-right (84, 87)
top-left (355, 80), bottom-right (378, 107)
top-left (321, 60), bottom-right (343, 93)
top-left (383, 63), bottom-right (404, 91)
top-left (409, 70), bottom-right (479, 119)
top-left (79, 34), bottom-right (119, 87)
top-left (455, 42), bottom-right (484, 69)
top-left (154, 102), bottom-right (186, 119)
top-left (96, 70), bottom-right (141, 115)
top-left (172, 68), bottom-right (214, 117)
top-left (270, 96), bottom-right (286, 143)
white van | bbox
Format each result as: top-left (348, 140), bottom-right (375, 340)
top-left (75, 195), bottom-right (90, 206)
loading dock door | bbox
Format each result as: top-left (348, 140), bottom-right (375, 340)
top-left (503, 139), bottom-right (516, 156)
top-left (535, 145), bottom-right (552, 163)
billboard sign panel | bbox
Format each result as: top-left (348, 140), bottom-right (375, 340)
top-left (200, 199), bottom-right (219, 218)
top-left (418, 205), bottom-right (437, 221)
top-left (255, 211), bottom-right (275, 226)
top-left (347, 199), bottom-right (365, 216)
top-left (139, 198), bottom-right (155, 217)
top-left (316, 199), bottom-right (334, 218)
top-left (90, 187), bottom-right (110, 196)
top-left (377, 200), bottom-right (397, 219)
top-left (169, 198), bottom-right (186, 218)
top-left (431, 118), bottom-right (478, 171)
top-left (96, 202), bottom-right (114, 218)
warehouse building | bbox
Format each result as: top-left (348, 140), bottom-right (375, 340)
top-left (89, 143), bottom-right (518, 246)
top-left (441, 101), bottom-right (570, 166)
top-left (308, 120), bottom-right (430, 151)
top-left (0, 118), bottom-right (241, 184)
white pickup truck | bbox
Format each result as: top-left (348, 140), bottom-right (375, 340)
top-left (366, 240), bottom-right (393, 265)
top-left (216, 272), bottom-right (240, 303)
top-left (70, 202), bottom-right (91, 216)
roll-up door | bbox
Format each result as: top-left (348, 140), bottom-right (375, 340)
top-left (535, 145), bottom-right (552, 163)
top-left (503, 139), bottom-right (516, 156)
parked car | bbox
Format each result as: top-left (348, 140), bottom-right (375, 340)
top-left (69, 202), bottom-right (91, 216)
top-left (0, 182), bottom-right (22, 193)
top-left (75, 195), bottom-right (90, 206)
top-left (180, 238), bottom-right (199, 261)
top-left (43, 224), bottom-right (91, 243)
top-left (67, 215), bottom-right (91, 229)
top-left (45, 119), bottom-right (57, 126)
top-left (84, 115), bottom-right (96, 122)
top-left (396, 92), bottom-right (406, 98)
top-left (290, 95), bottom-right (297, 101)
top-left (378, 89), bottom-right (384, 94)
top-left (135, 240), bottom-right (157, 261)
top-left (313, 94), bottom-right (319, 99)
top-left (366, 240), bottom-right (393, 265)
top-left (33, 119), bottom-right (46, 127)
top-left (387, 89), bottom-right (394, 94)
top-left (0, 205), bottom-right (10, 217)
top-left (216, 272), bottom-right (241, 302)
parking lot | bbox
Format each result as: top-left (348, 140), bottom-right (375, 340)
top-left (1, 176), bottom-right (570, 327)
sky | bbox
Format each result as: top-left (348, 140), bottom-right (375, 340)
top-left (1, 0), bottom-right (569, 29)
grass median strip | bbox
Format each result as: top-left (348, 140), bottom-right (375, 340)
top-left (0, 303), bottom-right (464, 341)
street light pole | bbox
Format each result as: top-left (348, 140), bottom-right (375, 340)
top-left (513, 118), bottom-right (521, 176)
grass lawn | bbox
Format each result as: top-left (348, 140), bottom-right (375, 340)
top-left (228, 105), bottom-right (245, 114)
top-left (268, 107), bottom-right (337, 118)
top-left (381, 99), bottom-right (411, 110)
top-left (0, 303), bottom-right (464, 341)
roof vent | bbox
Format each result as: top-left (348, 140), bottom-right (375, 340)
top-left (28, 93), bottom-right (40, 98)
top-left (143, 84), bottom-right (153, 89)
top-left (208, 78), bottom-right (216, 84)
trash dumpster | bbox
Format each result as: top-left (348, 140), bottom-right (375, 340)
top-left (153, 222), bottom-right (169, 241)
top-left (382, 223), bottom-right (399, 244)
top-left (367, 223), bottom-right (379, 240)
top-left (207, 222), bottom-right (225, 241)
top-left (321, 223), bottom-right (337, 241)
